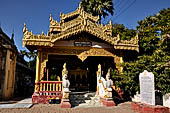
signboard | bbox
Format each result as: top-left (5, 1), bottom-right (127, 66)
top-left (74, 41), bottom-right (91, 47)
top-left (139, 70), bottom-right (155, 105)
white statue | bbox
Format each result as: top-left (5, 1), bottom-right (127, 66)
top-left (62, 63), bottom-right (70, 91)
top-left (105, 68), bottom-right (113, 88)
top-left (62, 73), bottom-right (70, 88)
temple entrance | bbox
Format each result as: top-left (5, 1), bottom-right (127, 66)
top-left (45, 55), bottom-right (115, 92)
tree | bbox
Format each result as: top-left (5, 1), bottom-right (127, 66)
top-left (80, 0), bottom-right (114, 20)
top-left (112, 23), bottom-right (136, 40)
top-left (111, 8), bottom-right (170, 100)
top-left (20, 50), bottom-right (37, 70)
top-left (137, 8), bottom-right (170, 55)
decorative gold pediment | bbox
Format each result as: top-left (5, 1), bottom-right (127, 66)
top-left (22, 6), bottom-right (139, 52)
top-left (77, 48), bottom-right (116, 62)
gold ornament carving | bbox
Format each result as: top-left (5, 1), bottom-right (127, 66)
top-left (62, 63), bottom-right (68, 76)
top-left (64, 93), bottom-right (69, 99)
top-left (40, 52), bottom-right (48, 80)
top-left (97, 64), bottom-right (101, 77)
top-left (34, 84), bottom-right (40, 92)
top-left (77, 48), bottom-right (115, 62)
top-left (22, 6), bottom-right (139, 52)
top-left (43, 48), bottom-right (86, 55)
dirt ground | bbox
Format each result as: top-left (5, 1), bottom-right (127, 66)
top-left (0, 102), bottom-right (135, 113)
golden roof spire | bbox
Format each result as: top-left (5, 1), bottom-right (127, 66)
top-left (41, 31), bottom-right (45, 36)
top-left (117, 34), bottom-right (120, 40)
top-left (135, 33), bottom-right (139, 40)
top-left (49, 13), bottom-right (53, 21)
top-left (23, 23), bottom-right (28, 35)
top-left (60, 12), bottom-right (63, 19)
top-left (109, 20), bottom-right (112, 25)
top-left (79, 1), bottom-right (82, 10)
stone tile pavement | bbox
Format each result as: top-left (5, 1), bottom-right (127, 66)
top-left (0, 100), bottom-right (136, 113)
top-left (0, 98), bottom-right (32, 109)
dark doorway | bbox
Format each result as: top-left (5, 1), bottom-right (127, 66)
top-left (84, 56), bottom-right (115, 91)
top-left (46, 55), bottom-right (115, 92)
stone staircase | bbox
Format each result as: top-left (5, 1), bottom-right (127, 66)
top-left (69, 92), bottom-right (103, 108)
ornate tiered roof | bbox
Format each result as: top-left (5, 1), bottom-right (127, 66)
top-left (23, 6), bottom-right (139, 52)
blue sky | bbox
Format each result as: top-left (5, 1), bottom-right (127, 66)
top-left (0, 0), bottom-right (169, 52)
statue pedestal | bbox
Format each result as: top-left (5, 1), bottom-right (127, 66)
top-left (61, 88), bottom-right (71, 108)
top-left (101, 97), bottom-right (115, 107)
top-left (60, 99), bottom-right (71, 108)
top-left (100, 88), bottom-right (115, 107)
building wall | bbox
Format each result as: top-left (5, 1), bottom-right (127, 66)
top-left (0, 27), bottom-right (17, 100)
top-left (2, 49), bottom-right (17, 100)
top-left (0, 45), bottom-right (7, 99)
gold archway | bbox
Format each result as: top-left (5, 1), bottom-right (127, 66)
top-left (77, 48), bottom-right (116, 62)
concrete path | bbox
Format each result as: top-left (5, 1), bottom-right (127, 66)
top-left (0, 102), bottom-right (136, 113)
top-left (0, 98), bottom-right (32, 109)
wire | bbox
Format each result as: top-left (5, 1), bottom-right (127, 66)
top-left (113, 0), bottom-right (137, 20)
top-left (104, 0), bottom-right (133, 24)
top-left (114, 0), bottom-right (123, 8)
top-left (115, 0), bottom-right (130, 12)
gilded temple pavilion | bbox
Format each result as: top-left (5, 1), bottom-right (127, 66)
top-left (22, 6), bottom-right (139, 104)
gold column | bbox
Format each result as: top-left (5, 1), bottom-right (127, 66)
top-left (115, 51), bottom-right (123, 72)
top-left (34, 50), bottom-right (41, 93)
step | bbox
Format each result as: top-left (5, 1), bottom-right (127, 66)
top-left (69, 92), bottom-right (96, 107)
top-left (69, 91), bottom-right (103, 108)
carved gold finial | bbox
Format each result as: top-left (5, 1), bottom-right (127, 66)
top-left (60, 12), bottom-right (63, 18)
top-left (117, 34), bottom-right (120, 40)
top-left (97, 64), bottom-right (102, 77)
top-left (97, 15), bottom-right (100, 20)
top-left (79, 2), bottom-right (82, 9)
top-left (49, 13), bottom-right (53, 21)
top-left (23, 23), bottom-right (28, 35)
top-left (98, 64), bottom-right (101, 71)
top-left (109, 20), bottom-right (112, 25)
top-left (62, 63), bottom-right (68, 76)
top-left (135, 33), bottom-right (139, 40)
top-left (41, 31), bottom-right (45, 36)
top-left (107, 68), bottom-right (111, 75)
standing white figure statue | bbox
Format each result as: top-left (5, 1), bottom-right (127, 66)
top-left (62, 74), bottom-right (70, 88)
top-left (105, 68), bottom-right (113, 88)
top-left (104, 68), bottom-right (113, 98)
top-left (62, 63), bottom-right (70, 99)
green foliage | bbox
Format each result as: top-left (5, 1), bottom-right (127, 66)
top-left (20, 50), bottom-right (37, 59)
top-left (80, 0), bottom-right (114, 20)
top-left (112, 35), bottom-right (170, 99)
top-left (50, 74), bottom-right (57, 81)
top-left (137, 8), bottom-right (170, 55)
top-left (111, 8), bottom-right (170, 99)
top-left (50, 68), bottom-right (59, 81)
top-left (20, 50), bottom-right (37, 70)
top-left (112, 23), bottom-right (136, 40)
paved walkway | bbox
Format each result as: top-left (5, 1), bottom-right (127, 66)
top-left (0, 98), bottom-right (32, 109)
top-left (0, 101), bottom-right (135, 113)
